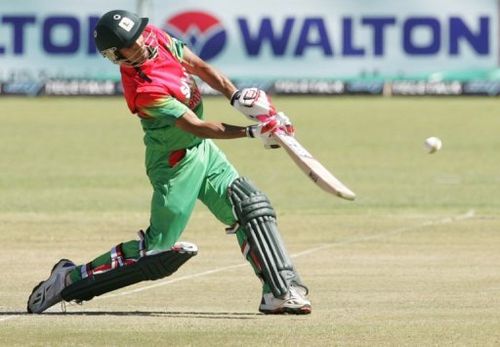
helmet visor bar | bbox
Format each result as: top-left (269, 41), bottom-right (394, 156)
top-left (100, 30), bottom-right (158, 67)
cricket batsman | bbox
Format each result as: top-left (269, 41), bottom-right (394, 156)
top-left (27, 10), bottom-right (311, 315)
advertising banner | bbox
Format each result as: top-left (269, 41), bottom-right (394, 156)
top-left (0, 0), bottom-right (498, 86)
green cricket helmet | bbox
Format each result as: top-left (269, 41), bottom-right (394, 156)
top-left (94, 10), bottom-right (149, 64)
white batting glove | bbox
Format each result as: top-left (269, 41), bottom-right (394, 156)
top-left (246, 117), bottom-right (281, 149)
top-left (231, 88), bottom-right (276, 121)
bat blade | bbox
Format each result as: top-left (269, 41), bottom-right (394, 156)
top-left (273, 131), bottom-right (356, 201)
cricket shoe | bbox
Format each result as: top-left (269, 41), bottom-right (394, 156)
top-left (259, 285), bottom-right (312, 315)
top-left (27, 259), bottom-right (76, 313)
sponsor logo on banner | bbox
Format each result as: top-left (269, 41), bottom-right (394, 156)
top-left (163, 11), bottom-right (227, 60)
top-left (235, 16), bottom-right (490, 58)
top-left (44, 80), bottom-right (118, 96)
top-left (0, 12), bottom-right (488, 59)
top-left (1, 81), bottom-right (44, 96)
top-left (158, 12), bottom-right (491, 60)
top-left (463, 81), bottom-right (500, 96)
top-left (345, 81), bottom-right (385, 95)
top-left (273, 80), bottom-right (345, 95)
top-left (390, 81), bottom-right (463, 96)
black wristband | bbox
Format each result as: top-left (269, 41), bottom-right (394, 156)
top-left (246, 125), bottom-right (256, 138)
top-left (230, 90), bottom-right (241, 106)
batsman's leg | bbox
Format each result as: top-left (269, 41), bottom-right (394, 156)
top-left (60, 146), bottom-right (205, 305)
top-left (198, 141), bottom-right (310, 314)
top-left (27, 236), bottom-right (198, 313)
top-left (228, 177), bottom-right (311, 314)
top-left (27, 145), bottom-right (205, 313)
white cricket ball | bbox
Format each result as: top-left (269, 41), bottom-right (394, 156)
top-left (424, 136), bottom-right (442, 154)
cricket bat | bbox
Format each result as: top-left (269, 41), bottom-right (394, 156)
top-left (272, 131), bottom-right (356, 201)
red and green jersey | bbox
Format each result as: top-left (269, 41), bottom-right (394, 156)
top-left (120, 25), bottom-right (203, 151)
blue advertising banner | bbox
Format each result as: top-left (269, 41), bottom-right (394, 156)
top-left (0, 0), bottom-right (498, 84)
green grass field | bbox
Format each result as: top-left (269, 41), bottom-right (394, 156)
top-left (0, 96), bottom-right (499, 346)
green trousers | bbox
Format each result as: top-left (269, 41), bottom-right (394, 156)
top-left (68, 139), bottom-right (269, 292)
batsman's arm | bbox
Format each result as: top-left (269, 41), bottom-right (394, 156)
top-left (181, 46), bottom-right (237, 100)
top-left (175, 109), bottom-right (246, 139)
top-left (176, 109), bottom-right (280, 145)
top-left (182, 46), bottom-right (277, 122)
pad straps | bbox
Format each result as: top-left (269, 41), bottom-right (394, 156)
top-left (137, 230), bottom-right (147, 258)
top-left (81, 241), bottom-right (140, 280)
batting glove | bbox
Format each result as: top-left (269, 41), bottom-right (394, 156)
top-left (231, 88), bottom-right (277, 121)
top-left (246, 117), bottom-right (281, 149)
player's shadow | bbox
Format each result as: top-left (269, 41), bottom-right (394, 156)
top-left (0, 311), bottom-right (261, 320)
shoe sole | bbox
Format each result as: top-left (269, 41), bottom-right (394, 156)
top-left (259, 305), bottom-right (312, 315)
top-left (27, 259), bottom-right (74, 314)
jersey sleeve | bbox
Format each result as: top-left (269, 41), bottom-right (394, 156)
top-left (135, 92), bottom-right (188, 124)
